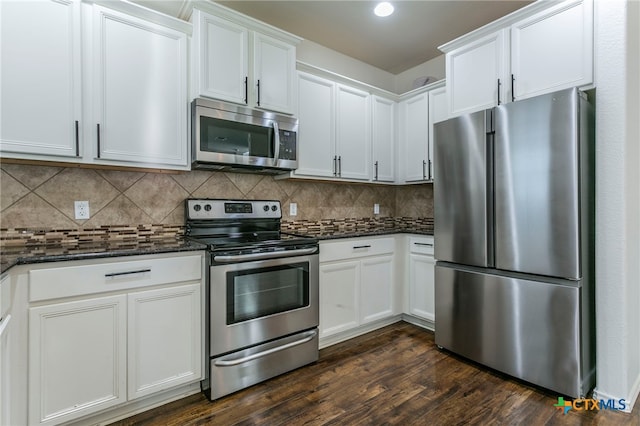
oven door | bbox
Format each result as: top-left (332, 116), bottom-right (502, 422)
top-left (209, 253), bottom-right (319, 356)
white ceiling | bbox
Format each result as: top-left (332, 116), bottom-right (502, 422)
top-left (132, 0), bottom-right (533, 74)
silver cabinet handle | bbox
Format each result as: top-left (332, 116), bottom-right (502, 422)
top-left (353, 245), bottom-right (371, 249)
top-left (214, 247), bottom-right (318, 263)
top-left (414, 242), bottom-right (433, 247)
top-left (428, 160), bottom-right (432, 180)
top-left (105, 268), bottom-right (151, 278)
top-left (96, 123), bottom-right (101, 158)
top-left (214, 330), bottom-right (317, 367)
top-left (75, 120), bottom-right (80, 157)
top-left (338, 156), bottom-right (342, 176)
top-left (497, 78), bottom-right (502, 106)
top-left (422, 160), bottom-right (427, 180)
top-left (374, 161), bottom-right (379, 180)
top-left (333, 156), bottom-right (338, 176)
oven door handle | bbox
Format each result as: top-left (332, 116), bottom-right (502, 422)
top-left (214, 330), bottom-right (317, 367)
top-left (213, 247), bottom-right (317, 262)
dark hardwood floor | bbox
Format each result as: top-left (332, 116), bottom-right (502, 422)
top-left (112, 322), bottom-right (639, 425)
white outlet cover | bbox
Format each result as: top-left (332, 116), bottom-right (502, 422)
top-left (74, 201), bottom-right (90, 220)
top-left (290, 203), bottom-right (297, 216)
top-left (374, 203), bottom-right (380, 215)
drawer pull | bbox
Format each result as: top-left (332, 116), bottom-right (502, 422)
top-left (353, 245), bottom-right (371, 249)
top-left (105, 268), bottom-right (151, 278)
top-left (414, 242), bottom-right (433, 247)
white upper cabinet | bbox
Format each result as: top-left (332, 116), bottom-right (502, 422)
top-left (510, 0), bottom-right (593, 101)
top-left (400, 92), bottom-right (429, 182)
top-left (428, 85), bottom-right (449, 181)
top-left (193, 12), bottom-right (249, 104)
top-left (335, 84), bottom-right (370, 180)
top-left (0, 0), bottom-right (82, 159)
top-left (191, 6), bottom-right (300, 115)
top-left (441, 0), bottom-right (593, 116)
top-left (253, 33), bottom-right (297, 114)
top-left (445, 30), bottom-right (507, 117)
top-left (294, 73), bottom-right (371, 181)
top-left (295, 72), bottom-right (336, 178)
top-left (90, 5), bottom-right (188, 167)
top-left (371, 96), bottom-right (395, 182)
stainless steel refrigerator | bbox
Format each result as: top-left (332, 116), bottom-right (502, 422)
top-left (433, 87), bottom-right (595, 398)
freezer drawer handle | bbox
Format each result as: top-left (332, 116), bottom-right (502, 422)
top-left (214, 330), bottom-right (317, 367)
top-left (353, 245), bottom-right (371, 249)
top-left (414, 242), bottom-right (433, 247)
top-left (105, 268), bottom-right (151, 278)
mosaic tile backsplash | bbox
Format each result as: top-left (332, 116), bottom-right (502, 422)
top-left (0, 163), bottom-right (433, 234)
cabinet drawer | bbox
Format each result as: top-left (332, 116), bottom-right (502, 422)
top-left (320, 237), bottom-right (394, 263)
top-left (29, 254), bottom-right (203, 302)
top-left (409, 236), bottom-right (435, 255)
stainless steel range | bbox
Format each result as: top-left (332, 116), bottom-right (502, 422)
top-left (185, 199), bottom-right (319, 400)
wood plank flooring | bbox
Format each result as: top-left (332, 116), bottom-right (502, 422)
top-left (111, 322), bottom-right (639, 425)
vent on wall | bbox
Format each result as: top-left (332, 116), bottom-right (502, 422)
top-left (412, 76), bottom-right (438, 89)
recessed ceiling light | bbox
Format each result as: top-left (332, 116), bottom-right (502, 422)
top-left (374, 2), bottom-right (394, 18)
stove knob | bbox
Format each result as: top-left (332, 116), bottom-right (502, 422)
top-left (271, 205), bottom-right (278, 212)
top-left (193, 204), bottom-right (201, 212)
top-left (263, 205), bottom-right (269, 212)
top-left (204, 204), bottom-right (212, 211)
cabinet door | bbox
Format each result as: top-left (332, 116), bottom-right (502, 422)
top-left (360, 255), bottom-right (395, 324)
top-left (446, 30), bottom-right (507, 116)
top-left (253, 32), bottom-right (296, 114)
top-left (92, 5), bottom-right (188, 167)
top-left (195, 11), bottom-right (248, 104)
top-left (402, 93), bottom-right (429, 182)
top-left (408, 254), bottom-right (436, 322)
top-left (428, 85), bottom-right (448, 181)
top-left (319, 261), bottom-right (360, 337)
top-left (128, 284), bottom-right (202, 400)
top-left (510, 0), bottom-right (593, 101)
top-left (371, 96), bottom-right (395, 182)
top-left (336, 84), bottom-right (370, 180)
top-left (29, 295), bottom-right (127, 426)
top-left (0, 0), bottom-right (81, 158)
top-left (295, 72), bottom-right (336, 178)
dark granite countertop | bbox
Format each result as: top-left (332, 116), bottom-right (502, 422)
top-left (0, 238), bottom-right (207, 274)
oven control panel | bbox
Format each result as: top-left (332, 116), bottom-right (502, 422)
top-left (186, 199), bottom-right (281, 220)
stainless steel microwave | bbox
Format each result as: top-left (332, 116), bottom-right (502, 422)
top-left (191, 99), bottom-right (298, 174)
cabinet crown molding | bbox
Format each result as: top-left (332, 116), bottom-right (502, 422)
top-left (191, 1), bottom-right (302, 45)
top-left (438, 0), bottom-right (569, 53)
top-left (90, 0), bottom-right (193, 34)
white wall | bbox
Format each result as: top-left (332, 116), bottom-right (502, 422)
top-left (393, 55), bottom-right (446, 94)
top-left (297, 39), bottom-right (396, 92)
top-left (593, 0), bottom-right (640, 411)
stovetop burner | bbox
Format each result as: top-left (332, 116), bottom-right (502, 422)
top-left (184, 199), bottom-right (318, 257)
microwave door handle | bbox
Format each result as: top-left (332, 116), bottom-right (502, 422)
top-left (272, 121), bottom-right (280, 164)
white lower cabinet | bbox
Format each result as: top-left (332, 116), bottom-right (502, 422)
top-left (29, 295), bottom-right (128, 426)
top-left (127, 284), bottom-right (202, 400)
top-left (319, 261), bottom-right (359, 337)
top-left (319, 237), bottom-right (396, 340)
top-left (406, 236), bottom-right (436, 325)
top-left (26, 253), bottom-right (204, 426)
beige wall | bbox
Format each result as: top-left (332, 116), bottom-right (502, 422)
top-left (0, 163), bottom-right (432, 229)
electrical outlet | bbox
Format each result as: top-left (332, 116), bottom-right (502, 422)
top-left (290, 202), bottom-right (297, 216)
top-left (374, 203), bottom-right (380, 215)
top-left (74, 201), bottom-right (90, 220)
